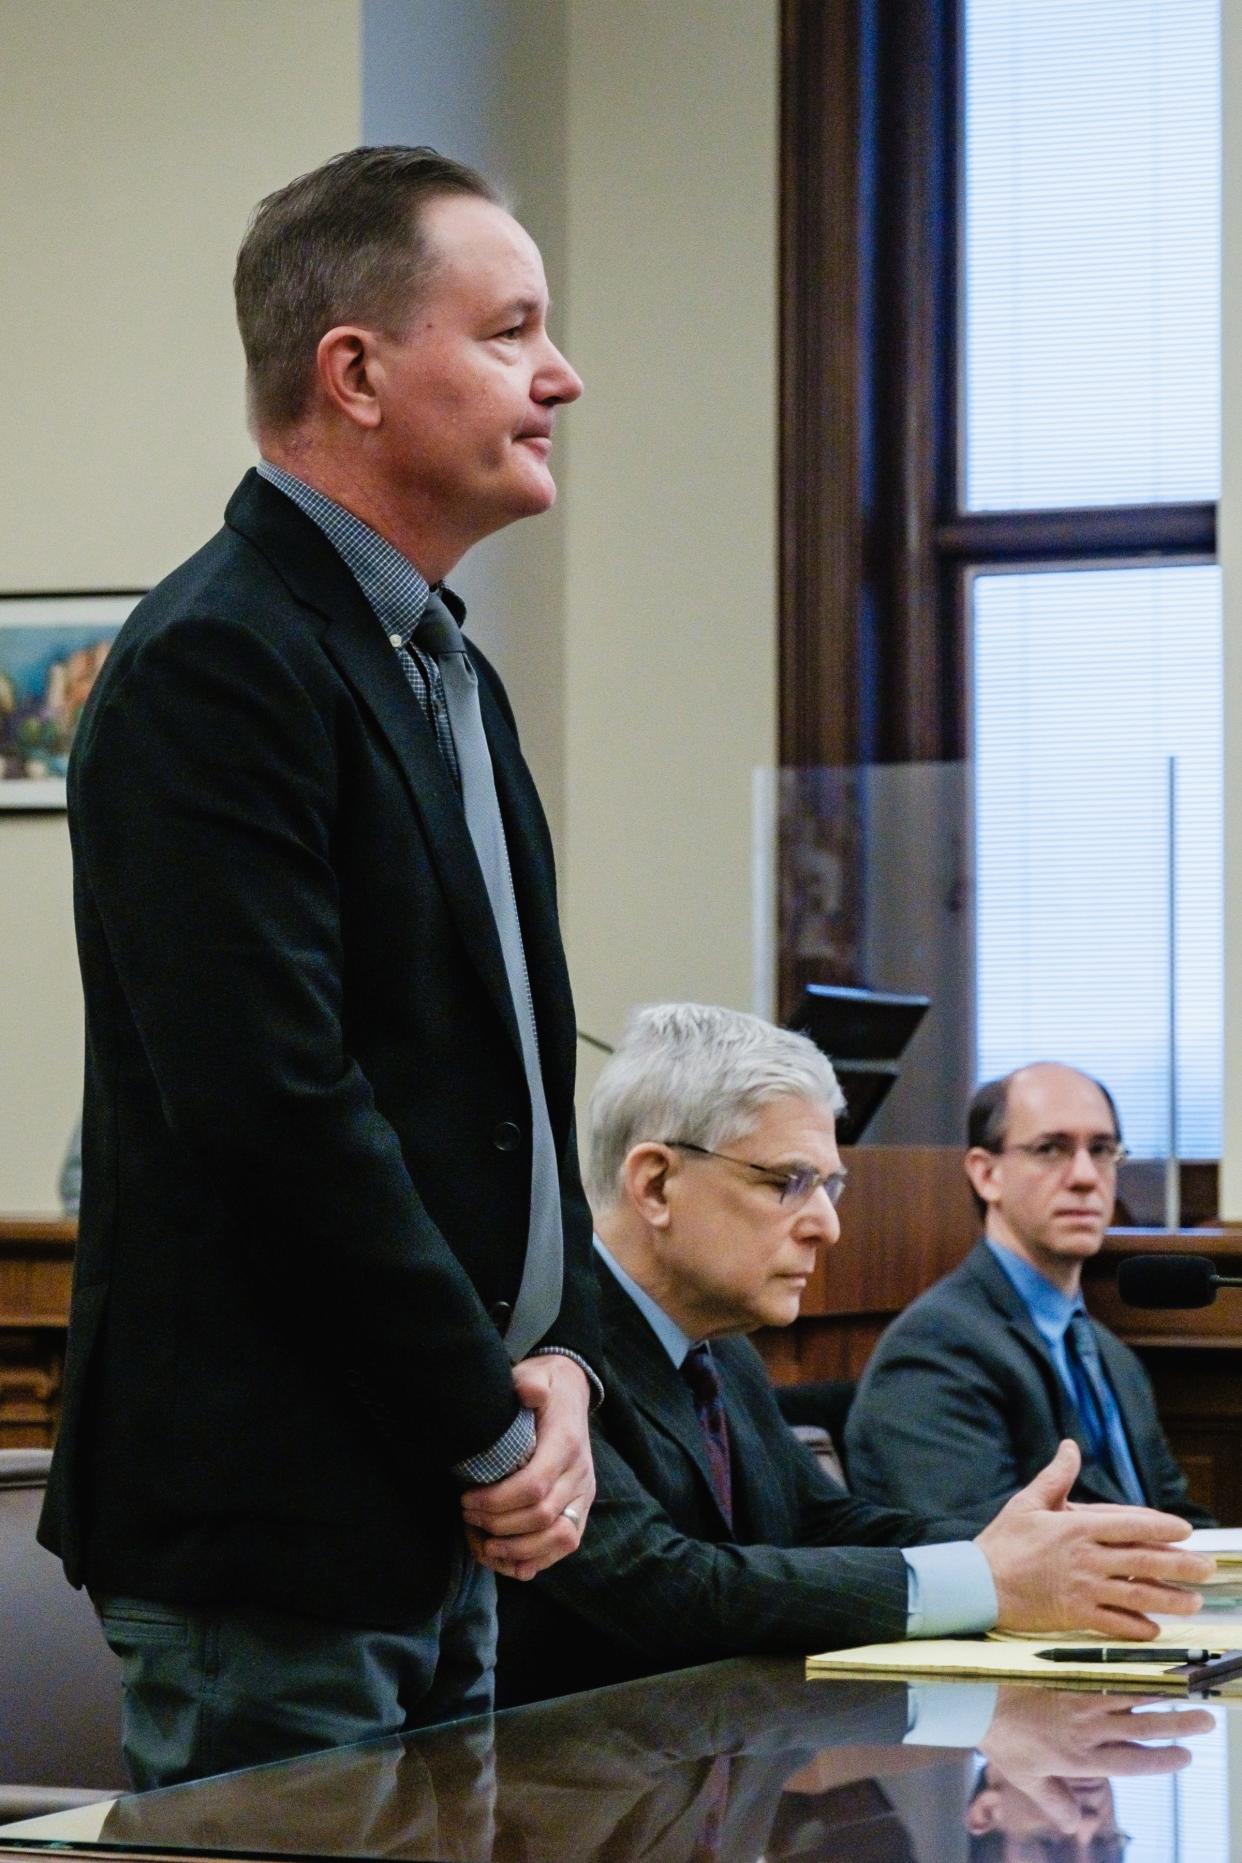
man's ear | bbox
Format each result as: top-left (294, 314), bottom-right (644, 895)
top-left (315, 325), bottom-right (384, 430)
top-left (964, 1146), bottom-right (1002, 1211)
top-left (964, 1786), bottom-right (1000, 1836)
top-left (622, 1143), bottom-right (679, 1230)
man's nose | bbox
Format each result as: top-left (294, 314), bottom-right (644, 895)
top-left (801, 1186), bottom-right (842, 1247)
top-left (1068, 1143), bottom-right (1103, 1185)
top-left (539, 341), bottom-right (583, 405)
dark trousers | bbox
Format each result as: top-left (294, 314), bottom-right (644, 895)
top-left (94, 1555), bottom-right (497, 1790)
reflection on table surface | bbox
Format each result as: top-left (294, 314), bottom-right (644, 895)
top-left (0, 1660), bottom-right (1236, 1862)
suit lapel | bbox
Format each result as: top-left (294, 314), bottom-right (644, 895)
top-left (599, 1267), bottom-right (734, 1533)
top-left (968, 1243), bottom-right (1132, 1501)
top-left (225, 473), bottom-right (522, 1057)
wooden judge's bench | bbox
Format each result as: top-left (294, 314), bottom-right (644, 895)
top-left (5, 1161), bottom-right (1242, 1519)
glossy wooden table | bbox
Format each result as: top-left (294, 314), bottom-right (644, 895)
top-left (0, 1658), bottom-right (1235, 1862)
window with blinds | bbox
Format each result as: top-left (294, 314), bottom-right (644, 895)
top-left (973, 564), bottom-right (1222, 1157)
top-left (964, 0), bottom-right (1220, 511)
top-left (966, 0), bottom-right (1222, 1158)
top-left (1111, 1704), bottom-right (1229, 1862)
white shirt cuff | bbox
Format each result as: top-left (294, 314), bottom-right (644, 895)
top-left (904, 1682), bottom-right (1000, 1749)
top-left (903, 1540), bottom-right (998, 1637)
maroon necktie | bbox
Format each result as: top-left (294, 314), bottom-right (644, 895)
top-left (682, 1343), bottom-right (734, 1528)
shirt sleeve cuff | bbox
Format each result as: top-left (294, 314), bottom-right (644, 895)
top-left (451, 1406), bottom-right (537, 1485)
top-left (904, 1682), bottom-right (999, 1749)
top-left (903, 1541), bottom-right (999, 1638)
top-left (531, 1345), bottom-right (605, 1409)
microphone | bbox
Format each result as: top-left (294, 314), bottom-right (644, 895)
top-left (1117, 1254), bottom-right (1242, 1310)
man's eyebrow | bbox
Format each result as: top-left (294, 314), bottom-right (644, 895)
top-left (492, 295), bottom-right (543, 322)
top-left (1025, 1128), bottom-right (1117, 1143)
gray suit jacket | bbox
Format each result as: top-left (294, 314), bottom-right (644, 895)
top-left (496, 1261), bottom-right (975, 1705)
top-left (845, 1240), bottom-right (1214, 1527)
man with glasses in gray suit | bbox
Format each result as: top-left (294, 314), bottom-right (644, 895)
top-left (847, 1063), bottom-right (1213, 1527)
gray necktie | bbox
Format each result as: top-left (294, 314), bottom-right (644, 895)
top-left (415, 592), bottom-right (563, 1362)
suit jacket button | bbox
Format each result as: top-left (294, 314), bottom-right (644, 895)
top-left (492, 1120), bottom-right (522, 1152)
top-left (489, 1300), bottom-right (514, 1328)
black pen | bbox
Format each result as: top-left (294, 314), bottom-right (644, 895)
top-left (1036, 1647), bottom-right (1212, 1664)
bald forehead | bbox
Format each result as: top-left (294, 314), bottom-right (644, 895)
top-left (1003, 1064), bottom-right (1116, 1140)
top-left (420, 193), bottom-right (545, 282)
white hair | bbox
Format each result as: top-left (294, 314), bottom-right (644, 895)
top-left (585, 1002), bottom-right (845, 1212)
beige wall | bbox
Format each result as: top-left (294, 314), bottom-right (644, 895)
top-left (561, 0), bottom-right (779, 1100)
top-left (361, 0), bottom-right (573, 852)
top-left (0, 0), bottom-right (360, 1209)
top-left (0, 0), bottom-right (779, 1206)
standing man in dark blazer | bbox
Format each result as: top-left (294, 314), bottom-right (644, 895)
top-left (496, 1008), bottom-right (1210, 1706)
top-left (40, 146), bottom-right (601, 1787)
top-left (846, 1063), bottom-right (1212, 1527)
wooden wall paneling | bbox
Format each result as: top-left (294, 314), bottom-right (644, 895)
top-left (779, 0), bottom-right (863, 779)
top-left (0, 1220), bottom-right (74, 1447)
top-left (866, 0), bottom-right (959, 764)
top-left (1083, 1230), bottom-right (1242, 1347)
top-left (778, 1), bottom-right (868, 1021)
top-left (1083, 1232), bottom-right (1242, 1520)
top-left (756, 1145), bottom-right (977, 1382)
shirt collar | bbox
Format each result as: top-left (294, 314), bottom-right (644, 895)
top-left (594, 1234), bottom-right (697, 1368)
top-left (256, 459), bottom-right (432, 644)
top-left (985, 1236), bottom-right (1084, 1346)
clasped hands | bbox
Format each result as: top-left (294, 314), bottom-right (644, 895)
top-left (460, 1354), bottom-right (596, 1582)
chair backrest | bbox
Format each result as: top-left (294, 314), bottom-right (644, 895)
top-left (0, 1449), bottom-right (125, 1815)
top-left (775, 1378), bottom-right (858, 1482)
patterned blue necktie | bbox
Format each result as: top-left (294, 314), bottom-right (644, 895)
top-left (1066, 1312), bottom-right (1145, 1505)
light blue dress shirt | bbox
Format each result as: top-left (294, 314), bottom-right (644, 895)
top-left (593, 1237), bottom-right (997, 1637)
top-left (985, 1239), bottom-right (1146, 1504)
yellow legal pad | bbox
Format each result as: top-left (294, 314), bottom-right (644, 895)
top-left (805, 1636), bottom-right (1242, 1692)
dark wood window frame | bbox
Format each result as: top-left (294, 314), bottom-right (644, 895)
top-left (778, 0), bottom-right (1217, 1022)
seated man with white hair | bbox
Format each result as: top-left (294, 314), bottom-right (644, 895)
top-left (490, 1004), bottom-right (1212, 1707)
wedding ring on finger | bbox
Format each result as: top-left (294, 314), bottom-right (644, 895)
top-left (560, 1504), bottom-right (582, 1529)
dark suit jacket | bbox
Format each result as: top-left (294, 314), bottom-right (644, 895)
top-left (39, 471), bottom-right (598, 1624)
top-left (495, 1261), bottom-right (975, 1705)
top-left (845, 1240), bottom-right (1213, 1527)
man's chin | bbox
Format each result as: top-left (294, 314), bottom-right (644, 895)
top-left (508, 456), bottom-right (558, 513)
top-left (1055, 1221), bottom-right (1106, 1247)
top-left (758, 1287), bottom-right (808, 1329)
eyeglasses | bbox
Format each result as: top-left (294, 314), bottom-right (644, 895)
top-left (996, 1137), bottom-right (1128, 1172)
top-left (663, 1140), bottom-right (847, 1207)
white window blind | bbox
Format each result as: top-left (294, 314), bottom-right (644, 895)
top-left (964, 0), bottom-right (1220, 511)
top-left (973, 565), bottom-right (1222, 1158)
top-left (1111, 1704), bottom-right (1229, 1862)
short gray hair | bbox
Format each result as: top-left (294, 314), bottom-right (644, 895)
top-left (585, 1002), bottom-right (845, 1211)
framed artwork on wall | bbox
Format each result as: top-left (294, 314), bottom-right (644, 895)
top-left (0, 593), bottom-right (141, 810)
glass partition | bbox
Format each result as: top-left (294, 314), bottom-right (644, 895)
top-left (771, 749), bottom-right (1220, 1215)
